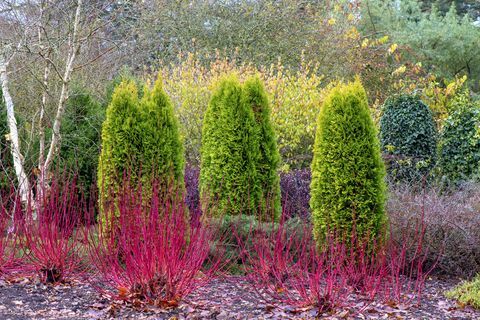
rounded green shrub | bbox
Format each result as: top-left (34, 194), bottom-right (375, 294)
top-left (438, 93), bottom-right (480, 185)
top-left (138, 76), bottom-right (185, 193)
top-left (243, 76), bottom-right (281, 221)
top-left (379, 95), bottom-right (437, 183)
top-left (310, 80), bottom-right (386, 242)
top-left (200, 75), bottom-right (259, 217)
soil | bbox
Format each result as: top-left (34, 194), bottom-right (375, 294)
top-left (0, 275), bottom-right (478, 319)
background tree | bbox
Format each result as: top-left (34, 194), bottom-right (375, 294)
top-left (310, 80), bottom-right (386, 243)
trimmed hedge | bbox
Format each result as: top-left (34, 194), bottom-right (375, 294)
top-left (310, 80), bottom-right (386, 242)
top-left (379, 95), bottom-right (437, 183)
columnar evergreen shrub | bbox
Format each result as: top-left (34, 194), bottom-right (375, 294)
top-left (97, 80), bottom-right (142, 213)
top-left (139, 76), bottom-right (185, 193)
top-left (59, 87), bottom-right (105, 193)
top-left (200, 75), bottom-right (259, 217)
top-left (310, 80), bottom-right (386, 242)
top-left (243, 76), bottom-right (281, 221)
top-left (379, 95), bottom-right (437, 183)
top-left (438, 94), bottom-right (480, 184)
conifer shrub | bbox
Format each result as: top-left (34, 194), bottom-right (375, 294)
top-left (310, 80), bottom-right (386, 243)
top-left (437, 93), bottom-right (480, 185)
top-left (138, 76), bottom-right (185, 194)
top-left (97, 80), bottom-right (142, 217)
top-left (200, 75), bottom-right (259, 217)
top-left (379, 95), bottom-right (437, 183)
top-left (243, 76), bottom-right (281, 221)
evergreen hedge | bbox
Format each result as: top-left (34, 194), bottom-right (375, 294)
top-left (379, 95), bottom-right (437, 183)
top-left (310, 80), bottom-right (386, 243)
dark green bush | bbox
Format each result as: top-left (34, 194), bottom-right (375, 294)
top-left (59, 87), bottom-right (105, 193)
top-left (438, 93), bottom-right (480, 185)
top-left (310, 80), bottom-right (386, 243)
top-left (379, 95), bottom-right (437, 183)
top-left (200, 75), bottom-right (259, 217)
top-left (243, 76), bottom-right (281, 221)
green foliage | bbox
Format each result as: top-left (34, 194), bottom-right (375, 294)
top-left (361, 0), bottom-right (480, 92)
top-left (446, 274), bottom-right (480, 308)
top-left (243, 76), bottom-right (281, 220)
top-left (310, 80), bottom-right (386, 243)
top-left (98, 80), bottom-right (142, 211)
top-left (138, 76), bottom-right (185, 192)
top-left (380, 95), bottom-right (437, 182)
top-left (437, 93), bottom-right (480, 184)
top-left (200, 75), bottom-right (259, 217)
top-left (58, 87), bottom-right (105, 192)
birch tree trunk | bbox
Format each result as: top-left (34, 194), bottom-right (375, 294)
top-left (0, 57), bottom-right (32, 205)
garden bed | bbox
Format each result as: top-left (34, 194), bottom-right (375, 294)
top-left (0, 276), bottom-right (478, 319)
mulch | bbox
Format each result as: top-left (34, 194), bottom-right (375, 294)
top-left (0, 275), bottom-right (478, 319)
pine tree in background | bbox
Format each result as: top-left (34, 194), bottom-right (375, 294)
top-left (310, 80), bottom-right (386, 243)
top-left (379, 95), bottom-right (437, 183)
top-left (97, 80), bottom-right (142, 216)
top-left (243, 76), bottom-right (281, 221)
top-left (139, 75), bottom-right (185, 194)
top-left (200, 75), bottom-right (259, 217)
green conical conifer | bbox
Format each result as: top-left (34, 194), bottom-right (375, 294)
top-left (98, 80), bottom-right (141, 214)
top-left (310, 80), bottom-right (386, 243)
top-left (243, 76), bottom-right (281, 221)
top-left (200, 75), bottom-right (258, 217)
top-left (139, 76), bottom-right (185, 193)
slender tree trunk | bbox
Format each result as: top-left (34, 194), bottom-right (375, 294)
top-left (0, 57), bottom-right (32, 205)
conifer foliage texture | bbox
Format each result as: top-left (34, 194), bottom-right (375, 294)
top-left (310, 80), bottom-right (386, 243)
top-left (200, 75), bottom-right (259, 217)
top-left (98, 76), bottom-right (185, 216)
top-left (379, 95), bottom-right (437, 182)
top-left (243, 76), bottom-right (281, 220)
top-left (200, 75), bottom-right (281, 219)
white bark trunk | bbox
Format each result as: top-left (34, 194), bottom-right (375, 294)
top-left (42, 0), bottom-right (83, 178)
top-left (0, 58), bottom-right (32, 205)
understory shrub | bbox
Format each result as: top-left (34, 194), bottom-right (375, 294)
top-left (200, 75), bottom-right (259, 217)
top-left (447, 275), bottom-right (480, 309)
top-left (238, 213), bottom-right (431, 315)
top-left (0, 90), bottom-right (13, 189)
top-left (388, 183), bottom-right (480, 277)
top-left (87, 180), bottom-right (221, 307)
top-left (437, 93), bottom-right (480, 185)
top-left (310, 80), bottom-right (386, 243)
top-left (280, 169), bottom-right (311, 218)
top-left (380, 95), bottom-right (437, 183)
